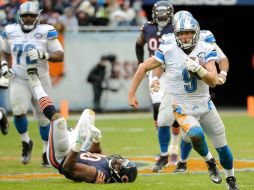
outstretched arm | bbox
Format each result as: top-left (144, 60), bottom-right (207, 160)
top-left (128, 56), bottom-right (162, 108)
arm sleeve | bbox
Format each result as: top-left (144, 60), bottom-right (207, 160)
top-left (47, 38), bottom-right (64, 53)
top-left (135, 43), bottom-right (144, 64)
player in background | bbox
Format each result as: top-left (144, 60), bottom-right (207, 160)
top-left (27, 67), bottom-right (137, 184)
top-left (0, 1), bottom-right (64, 166)
top-left (135, 0), bottom-right (180, 172)
top-left (0, 107), bottom-right (9, 135)
top-left (128, 16), bottom-right (238, 189)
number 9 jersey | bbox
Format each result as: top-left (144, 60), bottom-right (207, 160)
top-left (2, 23), bottom-right (63, 79)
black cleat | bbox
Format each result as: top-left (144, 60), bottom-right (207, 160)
top-left (0, 107), bottom-right (9, 135)
top-left (174, 161), bottom-right (187, 173)
top-left (206, 158), bottom-right (222, 184)
top-left (21, 140), bottom-right (33, 164)
top-left (41, 152), bottom-right (50, 167)
top-left (152, 155), bottom-right (169, 172)
top-left (226, 176), bottom-right (239, 190)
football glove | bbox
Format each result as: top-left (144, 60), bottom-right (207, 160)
top-left (1, 61), bottom-right (14, 79)
top-left (27, 48), bottom-right (49, 61)
top-left (150, 77), bottom-right (160, 93)
top-left (0, 76), bottom-right (9, 89)
top-left (185, 58), bottom-right (207, 78)
top-left (90, 125), bottom-right (102, 143)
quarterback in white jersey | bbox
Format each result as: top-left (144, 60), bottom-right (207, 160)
top-left (128, 17), bottom-right (238, 189)
top-left (1, 1), bottom-right (64, 166)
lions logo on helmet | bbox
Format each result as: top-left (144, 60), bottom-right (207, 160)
top-left (152, 0), bottom-right (174, 28)
top-left (174, 17), bottom-right (200, 50)
top-left (173, 10), bottom-right (193, 27)
top-left (18, 1), bottom-right (41, 32)
top-left (107, 154), bottom-right (137, 183)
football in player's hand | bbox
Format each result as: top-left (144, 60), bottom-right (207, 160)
top-left (188, 57), bottom-right (206, 79)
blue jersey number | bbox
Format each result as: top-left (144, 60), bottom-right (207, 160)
top-left (182, 68), bottom-right (197, 93)
top-left (13, 44), bottom-right (37, 65)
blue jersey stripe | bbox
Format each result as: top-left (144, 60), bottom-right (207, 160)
top-left (155, 50), bottom-right (165, 62)
top-left (205, 35), bottom-right (216, 43)
top-left (1, 31), bottom-right (7, 39)
top-left (205, 50), bottom-right (217, 61)
top-left (47, 30), bottom-right (58, 39)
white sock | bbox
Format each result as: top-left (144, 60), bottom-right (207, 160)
top-left (161, 152), bottom-right (168, 156)
top-left (203, 152), bottom-right (213, 161)
top-left (34, 86), bottom-right (48, 100)
top-left (171, 134), bottom-right (180, 147)
top-left (224, 168), bottom-right (234, 178)
top-left (21, 132), bottom-right (30, 143)
top-left (43, 140), bottom-right (48, 153)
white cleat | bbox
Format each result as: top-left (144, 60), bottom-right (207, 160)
top-left (77, 109), bottom-right (96, 127)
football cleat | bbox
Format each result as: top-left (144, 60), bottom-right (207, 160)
top-left (41, 152), bottom-right (50, 167)
top-left (226, 176), bottom-right (239, 190)
top-left (206, 158), bottom-right (222, 184)
top-left (0, 107), bottom-right (9, 135)
top-left (27, 67), bottom-right (41, 88)
top-left (152, 155), bottom-right (169, 172)
top-left (174, 161), bottom-right (187, 173)
top-left (21, 140), bottom-right (33, 164)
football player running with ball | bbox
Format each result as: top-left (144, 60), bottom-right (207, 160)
top-left (128, 16), bottom-right (238, 189)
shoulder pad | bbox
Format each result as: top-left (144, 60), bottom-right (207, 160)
top-left (36, 24), bottom-right (58, 40)
top-left (2, 24), bottom-right (18, 39)
top-left (160, 33), bottom-right (175, 45)
top-left (200, 30), bottom-right (216, 43)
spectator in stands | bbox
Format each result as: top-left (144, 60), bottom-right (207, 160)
top-left (60, 6), bottom-right (79, 33)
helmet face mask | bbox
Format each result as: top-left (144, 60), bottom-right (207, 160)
top-left (174, 17), bottom-right (200, 50)
top-left (107, 154), bottom-right (137, 183)
top-left (18, 2), bottom-right (41, 32)
top-left (152, 1), bottom-right (174, 28)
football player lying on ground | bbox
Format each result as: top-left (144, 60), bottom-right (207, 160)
top-left (27, 67), bottom-right (137, 183)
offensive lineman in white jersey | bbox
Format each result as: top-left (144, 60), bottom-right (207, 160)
top-left (0, 1), bottom-right (64, 166)
top-left (128, 17), bottom-right (238, 189)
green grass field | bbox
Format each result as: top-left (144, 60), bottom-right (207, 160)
top-left (0, 111), bottom-right (253, 190)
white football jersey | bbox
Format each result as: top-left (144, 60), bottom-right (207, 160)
top-left (155, 35), bottom-right (218, 105)
top-left (2, 24), bottom-right (63, 79)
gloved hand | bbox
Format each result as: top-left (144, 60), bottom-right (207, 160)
top-left (0, 76), bottom-right (9, 89)
top-left (90, 125), bottom-right (102, 143)
top-left (1, 61), bottom-right (14, 79)
top-left (185, 58), bottom-right (207, 78)
top-left (27, 48), bottom-right (49, 61)
top-left (150, 77), bottom-right (160, 93)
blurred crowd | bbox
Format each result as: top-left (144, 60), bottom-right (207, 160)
top-left (0, 0), bottom-right (148, 32)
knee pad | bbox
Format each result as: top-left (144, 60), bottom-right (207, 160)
top-left (12, 102), bottom-right (27, 116)
top-left (38, 115), bottom-right (50, 127)
top-left (188, 127), bottom-right (205, 145)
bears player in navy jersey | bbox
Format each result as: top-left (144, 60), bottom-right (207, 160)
top-left (135, 0), bottom-right (180, 172)
top-left (1, 1), bottom-right (64, 166)
top-left (26, 67), bottom-right (137, 184)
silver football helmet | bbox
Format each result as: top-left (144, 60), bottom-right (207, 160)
top-left (174, 17), bottom-right (200, 50)
top-left (173, 10), bottom-right (193, 27)
top-left (152, 1), bottom-right (174, 28)
top-left (18, 1), bottom-right (41, 32)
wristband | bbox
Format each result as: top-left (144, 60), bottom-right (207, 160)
top-left (151, 76), bottom-right (159, 81)
top-left (220, 71), bottom-right (227, 76)
top-left (197, 66), bottom-right (208, 78)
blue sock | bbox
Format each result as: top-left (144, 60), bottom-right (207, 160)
top-left (14, 115), bottom-right (28, 134)
top-left (180, 138), bottom-right (192, 161)
top-left (188, 127), bottom-right (208, 157)
top-left (39, 123), bottom-right (50, 141)
top-left (158, 126), bottom-right (170, 153)
top-left (216, 145), bottom-right (233, 170)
